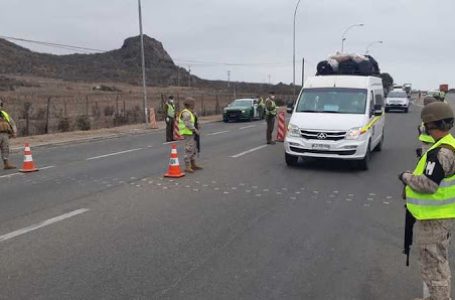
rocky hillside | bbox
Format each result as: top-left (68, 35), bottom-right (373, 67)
top-left (0, 35), bottom-right (195, 86)
top-left (0, 35), bottom-right (294, 94)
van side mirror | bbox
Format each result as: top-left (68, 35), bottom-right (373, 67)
top-left (373, 104), bottom-right (383, 116)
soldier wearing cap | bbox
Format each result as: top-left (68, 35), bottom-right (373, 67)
top-left (399, 102), bottom-right (455, 300)
top-left (164, 96), bottom-right (176, 142)
top-left (265, 91), bottom-right (277, 144)
top-left (0, 98), bottom-right (17, 169)
top-left (178, 98), bottom-right (202, 173)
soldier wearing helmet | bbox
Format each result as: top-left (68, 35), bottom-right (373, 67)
top-left (416, 96), bottom-right (438, 157)
top-left (399, 101), bottom-right (455, 300)
top-left (0, 98), bottom-right (17, 169)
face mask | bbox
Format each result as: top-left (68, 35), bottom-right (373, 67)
top-left (271, 95), bottom-right (275, 99)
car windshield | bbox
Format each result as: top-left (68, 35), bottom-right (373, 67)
top-left (231, 100), bottom-right (251, 107)
top-left (388, 91), bottom-right (407, 98)
top-left (296, 88), bottom-right (367, 114)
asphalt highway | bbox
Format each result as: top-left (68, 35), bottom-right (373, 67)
top-left (1, 99), bottom-right (454, 299)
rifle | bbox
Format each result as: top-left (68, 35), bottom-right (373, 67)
top-left (194, 115), bottom-right (200, 155)
top-left (403, 205), bottom-right (416, 266)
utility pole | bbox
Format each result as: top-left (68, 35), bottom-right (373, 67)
top-left (227, 70), bottom-right (231, 87)
top-left (188, 66), bottom-right (191, 87)
top-left (268, 74), bottom-right (271, 85)
top-left (138, 0), bottom-right (148, 124)
top-left (301, 57), bottom-right (305, 87)
top-left (177, 68), bottom-right (180, 87)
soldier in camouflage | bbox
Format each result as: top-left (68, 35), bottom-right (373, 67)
top-left (400, 102), bottom-right (455, 300)
top-left (0, 98), bottom-right (17, 169)
top-left (178, 98), bottom-right (202, 173)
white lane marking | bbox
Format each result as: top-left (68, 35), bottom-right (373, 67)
top-left (231, 145), bottom-right (268, 158)
top-left (0, 173), bottom-right (21, 179)
top-left (86, 148), bottom-right (143, 160)
top-left (239, 125), bottom-right (256, 130)
top-left (40, 165), bottom-right (56, 170)
top-left (0, 165), bottom-right (56, 179)
top-left (0, 208), bottom-right (89, 242)
top-left (207, 130), bottom-right (230, 136)
top-left (163, 141), bottom-right (175, 145)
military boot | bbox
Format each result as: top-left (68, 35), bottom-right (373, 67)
top-left (184, 163), bottom-right (194, 173)
top-left (191, 160), bottom-right (203, 170)
top-left (3, 160), bottom-right (16, 170)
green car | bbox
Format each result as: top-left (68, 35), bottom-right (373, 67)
top-left (223, 98), bottom-right (262, 122)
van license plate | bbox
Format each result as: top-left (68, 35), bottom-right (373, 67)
top-left (312, 143), bottom-right (330, 150)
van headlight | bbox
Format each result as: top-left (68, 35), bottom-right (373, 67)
top-left (345, 127), bottom-right (366, 140)
top-left (287, 124), bottom-right (300, 137)
top-left (241, 110), bottom-right (246, 113)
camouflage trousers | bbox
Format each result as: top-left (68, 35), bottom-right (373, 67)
top-left (416, 220), bottom-right (453, 300)
top-left (183, 135), bottom-right (196, 165)
top-left (0, 133), bottom-right (10, 161)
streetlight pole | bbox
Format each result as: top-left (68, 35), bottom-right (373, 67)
top-left (138, 0), bottom-right (148, 124)
top-left (341, 23), bottom-right (364, 53)
top-left (293, 0), bottom-right (302, 98)
top-left (365, 40), bottom-right (383, 55)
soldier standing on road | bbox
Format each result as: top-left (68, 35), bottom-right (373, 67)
top-left (257, 96), bottom-right (265, 120)
top-left (265, 91), bottom-right (277, 144)
top-left (399, 102), bottom-right (455, 300)
top-left (164, 96), bottom-right (176, 142)
top-left (416, 96), bottom-right (438, 158)
top-left (178, 98), bottom-right (202, 173)
top-left (0, 98), bottom-right (17, 169)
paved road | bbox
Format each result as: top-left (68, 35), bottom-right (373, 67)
top-left (1, 100), bottom-right (454, 299)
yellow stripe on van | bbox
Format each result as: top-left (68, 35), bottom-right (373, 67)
top-left (361, 114), bottom-right (383, 133)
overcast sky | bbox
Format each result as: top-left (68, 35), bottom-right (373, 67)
top-left (0, 0), bottom-right (454, 90)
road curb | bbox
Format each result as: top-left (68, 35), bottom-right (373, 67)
top-left (10, 117), bottom-right (222, 153)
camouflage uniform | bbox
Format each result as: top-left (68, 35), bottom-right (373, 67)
top-left (181, 110), bottom-right (197, 166)
top-left (402, 147), bottom-right (455, 300)
top-left (0, 110), bottom-right (16, 164)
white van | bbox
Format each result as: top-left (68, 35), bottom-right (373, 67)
top-left (284, 75), bottom-right (385, 170)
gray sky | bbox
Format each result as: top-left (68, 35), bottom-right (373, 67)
top-left (0, 0), bottom-right (454, 90)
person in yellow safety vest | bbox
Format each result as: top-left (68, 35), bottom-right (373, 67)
top-left (433, 91), bottom-right (446, 103)
top-left (416, 96), bottom-right (438, 158)
top-left (164, 95), bottom-right (176, 142)
top-left (399, 101), bottom-right (455, 300)
top-left (0, 98), bottom-right (17, 169)
top-left (257, 96), bottom-right (265, 120)
top-left (178, 98), bottom-right (202, 173)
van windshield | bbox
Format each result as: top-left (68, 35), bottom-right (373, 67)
top-left (296, 88), bottom-right (367, 114)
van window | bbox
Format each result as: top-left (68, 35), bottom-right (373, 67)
top-left (296, 88), bottom-right (367, 114)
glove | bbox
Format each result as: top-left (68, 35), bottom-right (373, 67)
top-left (416, 148), bottom-right (422, 158)
top-left (399, 172), bottom-right (411, 184)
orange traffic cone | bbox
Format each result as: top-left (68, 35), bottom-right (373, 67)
top-left (173, 119), bottom-right (184, 141)
top-left (164, 144), bottom-right (185, 178)
top-left (19, 143), bottom-right (39, 173)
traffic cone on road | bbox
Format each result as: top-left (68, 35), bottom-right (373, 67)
top-left (276, 108), bottom-right (286, 142)
top-left (164, 144), bottom-right (185, 178)
top-left (19, 143), bottom-right (39, 173)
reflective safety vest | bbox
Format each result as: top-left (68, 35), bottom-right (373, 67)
top-left (406, 133), bottom-right (455, 220)
top-left (418, 123), bottom-right (435, 144)
top-left (166, 103), bottom-right (175, 118)
top-left (0, 110), bottom-right (11, 123)
top-left (178, 109), bottom-right (195, 136)
top-left (265, 99), bottom-right (277, 116)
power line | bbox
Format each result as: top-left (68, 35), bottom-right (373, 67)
top-left (0, 35), bottom-right (106, 53)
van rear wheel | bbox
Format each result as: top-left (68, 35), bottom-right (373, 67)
top-left (285, 153), bottom-right (299, 166)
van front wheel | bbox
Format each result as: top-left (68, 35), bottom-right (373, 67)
top-left (357, 143), bottom-right (371, 171)
top-left (285, 153), bottom-right (299, 166)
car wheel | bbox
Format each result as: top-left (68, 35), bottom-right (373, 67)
top-left (385, 108), bottom-right (389, 113)
top-left (357, 141), bottom-right (371, 171)
top-left (285, 153), bottom-right (299, 166)
top-left (374, 131), bottom-right (384, 152)
top-left (404, 108), bottom-right (409, 113)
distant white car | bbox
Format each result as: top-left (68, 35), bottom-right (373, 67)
top-left (385, 90), bottom-right (409, 113)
